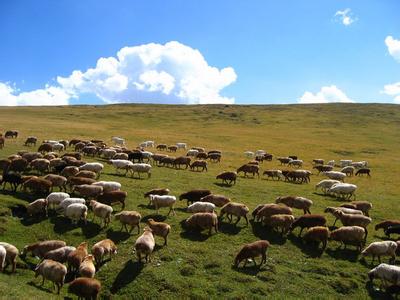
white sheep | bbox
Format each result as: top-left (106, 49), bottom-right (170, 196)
top-left (327, 160), bottom-right (335, 166)
top-left (89, 200), bottom-right (113, 227)
top-left (351, 161), bottom-right (368, 169)
top-left (244, 151), bottom-right (255, 158)
top-left (111, 136), bottom-right (125, 146)
top-left (315, 179), bottom-right (341, 194)
top-left (79, 162), bottom-right (104, 178)
top-left (46, 192), bottom-right (70, 209)
top-left (341, 166), bottom-right (355, 176)
top-left (322, 171), bottom-right (346, 181)
top-left (369, 263), bottom-right (400, 287)
top-left (128, 163), bottom-right (152, 178)
top-left (187, 201), bottom-right (216, 213)
top-left (176, 142), bottom-right (187, 149)
top-left (288, 159), bottom-right (303, 168)
top-left (65, 203), bottom-right (88, 224)
top-left (328, 183), bottom-right (357, 200)
top-left (92, 181), bottom-right (121, 192)
top-left (58, 198), bottom-right (86, 213)
top-left (149, 195), bottom-right (176, 215)
top-left (340, 159), bottom-right (353, 167)
top-left (255, 150), bottom-right (266, 156)
top-left (52, 143), bottom-right (65, 152)
top-left (101, 149), bottom-right (117, 159)
top-left (186, 149), bottom-right (199, 157)
top-left (0, 245), bottom-right (6, 272)
top-left (139, 141), bottom-right (155, 148)
top-left (362, 241), bottom-right (397, 264)
top-left (108, 159), bottom-right (133, 174)
top-left (141, 151), bottom-right (153, 161)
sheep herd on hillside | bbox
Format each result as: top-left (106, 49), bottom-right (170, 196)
top-left (0, 130), bottom-right (398, 298)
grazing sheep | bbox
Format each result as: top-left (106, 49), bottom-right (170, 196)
top-left (23, 177), bottom-right (52, 194)
top-left (149, 195), bottom-right (177, 216)
top-left (303, 226), bottom-right (330, 251)
top-left (290, 215), bottom-right (327, 236)
top-left (79, 162), bottom-right (104, 178)
top-left (234, 240), bottom-right (270, 268)
top-left (22, 152), bottom-right (43, 163)
top-left (43, 174), bottom-right (67, 192)
top-left (173, 156), bottom-right (191, 169)
top-left (369, 263), bottom-right (400, 287)
top-left (24, 136), bottom-right (38, 146)
top-left (187, 201), bottom-right (215, 213)
top-left (315, 179), bottom-right (341, 194)
top-left (0, 245), bottom-right (6, 272)
top-left (73, 184), bottom-right (103, 199)
top-left (255, 204), bottom-right (293, 223)
top-left (27, 198), bottom-right (48, 217)
top-left (356, 168), bottom-right (371, 177)
top-left (328, 183), bottom-right (357, 200)
top-left (313, 165), bottom-right (334, 174)
top-left (324, 206), bottom-right (363, 226)
top-left (113, 152), bottom-right (129, 160)
top-left (263, 214), bottom-right (295, 235)
top-left (111, 136), bottom-right (125, 146)
top-left (322, 171), bottom-right (346, 182)
top-left (61, 166), bottom-right (80, 178)
top-left (340, 201), bottom-right (372, 216)
top-left (43, 246), bottom-right (76, 263)
top-left (0, 242), bottom-right (19, 273)
top-left (68, 278), bottom-right (101, 300)
top-left (58, 197), bottom-right (86, 213)
top-left (330, 226), bottom-right (366, 251)
top-left (97, 191), bottom-right (127, 209)
top-left (288, 159), bottom-right (303, 168)
top-left (67, 242), bottom-right (88, 273)
top-left (186, 149), bottom-right (199, 157)
top-left (92, 181), bottom-right (121, 193)
top-left (190, 160), bottom-right (208, 172)
top-left (134, 227), bottom-right (155, 263)
top-left (75, 170), bottom-right (97, 179)
top-left (167, 145), bottom-right (178, 152)
top-left (108, 159), bottom-right (133, 175)
top-left (220, 202), bottom-right (249, 226)
top-left (263, 170), bottom-right (284, 181)
top-left (283, 169), bottom-right (311, 183)
top-left (244, 151), bottom-right (255, 158)
top-left (79, 254), bottom-right (96, 278)
top-left (115, 211), bottom-right (141, 233)
top-left (156, 144), bottom-right (167, 151)
top-left (160, 156), bottom-right (175, 167)
top-left (375, 220), bottom-right (400, 233)
top-left (1, 172), bottom-right (23, 192)
top-left (68, 176), bottom-right (96, 189)
top-left (312, 159), bottom-right (324, 165)
top-left (275, 196), bottom-right (312, 214)
top-left (340, 160), bottom-right (353, 167)
top-left (34, 259), bottom-right (67, 294)
top-left (176, 142), bottom-right (187, 149)
top-left (9, 157), bottom-right (29, 173)
top-left (146, 219), bottom-right (171, 246)
top-left (144, 188), bottom-right (170, 199)
top-left (216, 171), bottom-right (237, 185)
top-left (351, 161), bottom-right (368, 169)
top-left (277, 157), bottom-right (293, 165)
top-left (179, 189), bottom-right (211, 206)
top-left (185, 212), bottom-right (218, 235)
top-left (384, 225), bottom-right (400, 238)
top-left (361, 241), bottom-right (397, 264)
top-left (207, 152), bottom-right (221, 162)
top-left (65, 203), bottom-right (88, 225)
top-left (237, 164), bottom-right (259, 177)
top-left (89, 200), bottom-right (113, 227)
top-left (92, 239), bottom-right (117, 265)
top-left (200, 194), bottom-right (230, 207)
top-left (22, 240), bottom-right (67, 258)
top-left (30, 158), bottom-right (50, 174)
top-left (127, 163), bottom-right (152, 178)
top-left (341, 166), bottom-right (355, 176)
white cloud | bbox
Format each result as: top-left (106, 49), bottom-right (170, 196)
top-left (57, 41), bottom-right (237, 104)
top-left (334, 8), bottom-right (356, 26)
top-left (385, 36), bottom-right (400, 62)
top-left (0, 82), bottom-right (69, 106)
top-left (382, 82), bottom-right (400, 103)
top-left (298, 85), bottom-right (354, 104)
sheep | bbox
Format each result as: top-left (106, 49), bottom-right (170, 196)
top-left (312, 159), bottom-right (324, 165)
top-left (173, 156), bottom-right (191, 169)
top-left (146, 219), bottom-right (171, 246)
top-left (92, 181), bottom-right (121, 193)
top-left (0, 242), bottom-right (19, 273)
top-left (61, 166), bottom-right (80, 178)
top-left (328, 183), bottom-right (357, 200)
top-left (144, 188), bottom-right (170, 199)
top-left (8, 157), bottom-right (29, 173)
top-left (290, 215), bottom-right (327, 236)
top-left (22, 177), bottom-right (52, 194)
top-left (160, 156), bottom-right (175, 167)
top-left (220, 202), bottom-right (249, 226)
top-left (89, 200), bottom-right (113, 227)
top-left (127, 163), bottom-right (152, 178)
top-left (156, 144), bottom-right (167, 151)
top-left (324, 206), bottom-right (363, 226)
top-left (22, 240), bottom-right (67, 258)
top-left (167, 145), bottom-right (178, 152)
top-left (134, 227), bottom-right (155, 263)
top-left (356, 168), bottom-right (371, 177)
top-left (100, 149), bottom-right (117, 159)
top-left (0, 245), bottom-right (6, 272)
top-left (179, 189), bottom-right (211, 206)
top-left (67, 242), bottom-right (88, 273)
top-left (315, 179), bottom-right (341, 194)
top-left (79, 162), bottom-right (104, 178)
top-left (263, 214), bottom-right (295, 235)
top-left (275, 196), bottom-right (313, 214)
top-left (330, 226), bottom-right (366, 251)
top-left (288, 159), bottom-right (303, 168)
top-left (187, 201), bottom-right (215, 213)
top-left (108, 159), bottom-right (133, 175)
top-left (200, 194), bottom-right (230, 207)
top-left (141, 151), bottom-right (153, 162)
top-left (43, 174), bottom-right (67, 192)
top-left (176, 142), bottom-right (187, 150)
top-left (237, 164), bottom-right (259, 177)
top-left (34, 259), bottom-right (67, 294)
top-left (111, 136), bottom-right (125, 146)
top-left (375, 220), bottom-right (400, 233)
top-left (25, 136), bottom-right (38, 146)
top-left (244, 151), bottom-right (255, 158)
top-left (340, 159), bottom-right (353, 167)
top-left (263, 170), bottom-right (284, 180)
top-left (79, 254), bottom-right (96, 278)
top-left (302, 226), bottom-right (330, 251)
top-left (97, 190), bottom-right (127, 209)
top-left (351, 161), bottom-right (368, 169)
top-left (190, 160), bottom-right (207, 172)
top-left (0, 172), bottom-right (23, 192)
top-left (52, 143), bottom-right (65, 152)
top-left (185, 212), bottom-right (218, 235)
top-left (207, 152), bottom-right (221, 162)
top-left (234, 240), bottom-right (270, 268)
top-left (322, 171), bottom-right (346, 182)
top-left (216, 171), bottom-right (237, 185)
top-left (68, 176), bottom-right (96, 189)
top-left (72, 184), bottom-right (102, 199)
top-left (22, 151), bottom-right (43, 162)
top-left (341, 166), bottom-right (355, 176)
top-left (149, 195), bottom-right (177, 216)
top-left (58, 197), bottom-right (86, 212)
top-left (283, 169), bottom-right (311, 183)
top-left (27, 198), bottom-right (48, 217)
top-left (113, 152), bottom-right (129, 160)
top-left (384, 225), bottom-right (400, 238)
top-left (43, 246), bottom-right (76, 263)
top-left (75, 170), bottom-right (97, 179)
top-left (38, 143), bottom-right (53, 153)
top-left (186, 149), bottom-right (199, 157)
top-left (255, 204), bottom-right (293, 223)
top-left (340, 201), bottom-right (372, 216)
top-left (151, 154), bottom-right (168, 165)
top-left (361, 241), bottom-right (397, 264)
top-left (313, 165), bottom-right (334, 174)
top-left (114, 211), bottom-right (141, 233)
top-left (30, 158), bottom-right (50, 174)
top-left (277, 157), bottom-right (292, 165)
top-left (92, 239), bottom-right (117, 265)
top-left (68, 278), bottom-right (101, 300)
top-left (65, 203), bottom-right (88, 225)
top-left (368, 263), bottom-right (400, 287)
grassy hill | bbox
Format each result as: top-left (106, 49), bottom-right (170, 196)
top-left (0, 103), bottom-right (399, 299)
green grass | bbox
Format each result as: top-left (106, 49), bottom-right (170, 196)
top-left (0, 103), bottom-right (399, 299)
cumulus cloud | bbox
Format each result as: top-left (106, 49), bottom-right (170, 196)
top-left (0, 82), bottom-right (69, 106)
top-left (334, 8), bottom-right (356, 26)
top-left (382, 82), bottom-right (400, 103)
top-left (385, 36), bottom-right (400, 62)
top-left (57, 41), bottom-right (237, 104)
top-left (298, 85), bottom-right (354, 104)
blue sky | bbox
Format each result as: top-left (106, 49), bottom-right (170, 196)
top-left (0, 0), bottom-right (399, 105)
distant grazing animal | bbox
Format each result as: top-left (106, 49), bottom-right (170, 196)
top-left (5, 130), bottom-right (18, 138)
top-left (176, 143), bottom-right (187, 150)
top-left (167, 145), bottom-right (178, 152)
top-left (330, 226), bottom-right (366, 252)
top-left (173, 156), bottom-right (191, 169)
top-left (312, 159), bottom-right (324, 165)
top-left (234, 240), bottom-right (270, 268)
top-left (156, 144), bottom-right (167, 151)
top-left (200, 194), bottom-right (230, 207)
top-left (355, 168), bottom-right (371, 177)
top-left (190, 160), bottom-right (207, 172)
top-left (237, 164), bottom-right (259, 177)
top-left (216, 171), bottom-right (237, 185)
top-left (220, 202), bottom-right (249, 226)
top-left (185, 212), bottom-right (218, 235)
top-left (290, 215), bottom-right (327, 236)
top-left (313, 165), bottom-right (333, 174)
top-left (115, 211), bottom-right (142, 233)
top-left (303, 226), bottom-right (330, 252)
top-left (375, 220), bottom-right (400, 233)
top-left (68, 278), bottom-right (101, 300)
top-left (179, 189), bottom-right (211, 206)
top-left (275, 196), bottom-right (312, 214)
top-left (207, 152), bottom-right (221, 162)
top-left (34, 259), bottom-right (67, 294)
top-left (24, 136), bottom-right (38, 146)
top-left (361, 241), bottom-right (397, 264)
top-left (340, 166), bottom-right (355, 177)
top-left (263, 170), bottom-right (284, 180)
top-left (92, 239), bottom-right (117, 266)
top-left (277, 157), bottom-right (292, 165)
top-left (111, 136), bottom-right (125, 146)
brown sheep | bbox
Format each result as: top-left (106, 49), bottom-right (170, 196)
top-left (114, 211), bottom-right (142, 233)
top-left (156, 144), bottom-right (167, 151)
top-left (22, 151), bottom-right (43, 162)
top-left (220, 202), bottom-right (249, 226)
top-left (27, 198), bottom-right (48, 217)
top-left (190, 160), bottom-right (208, 172)
top-left (200, 194), bottom-right (230, 207)
top-left (290, 214), bottom-right (327, 237)
top-left (263, 214), bottom-right (295, 235)
top-left (22, 177), bottom-right (52, 194)
top-left (340, 201), bottom-right (372, 216)
top-left (275, 196), bottom-right (313, 214)
top-left (8, 157), bottom-right (29, 173)
top-left (92, 239), bottom-right (117, 266)
top-left (0, 242), bottom-right (19, 273)
top-left (146, 219), bottom-right (171, 246)
top-left (179, 189), bottom-right (211, 206)
top-left (255, 204), bottom-right (293, 222)
top-left (73, 184), bottom-right (103, 199)
top-left (67, 176), bottom-right (96, 189)
top-left (75, 170), bottom-right (97, 179)
top-left (216, 171), bottom-right (237, 185)
top-left (375, 220), bottom-right (400, 232)
top-left (30, 158), bottom-right (50, 174)
top-left (152, 154), bottom-right (168, 165)
top-left (43, 174), bottom-right (67, 192)
top-left (34, 259), bottom-right (67, 294)
top-left (330, 226), bottom-right (365, 252)
top-left (79, 255), bottom-right (96, 278)
top-left (237, 164), bottom-right (259, 177)
top-left (97, 191), bottom-right (127, 209)
top-left (22, 240), bottom-right (66, 258)
top-left (68, 277), bottom-right (101, 300)
top-left (196, 152), bottom-right (208, 160)
top-left (185, 212), bottom-right (218, 235)
top-left (173, 156), bottom-right (191, 169)
top-left (167, 145), bottom-right (177, 152)
top-left (234, 240), bottom-right (270, 268)
top-left (303, 226), bottom-right (330, 251)
top-left (144, 188), bottom-right (170, 199)
top-left (67, 242), bottom-right (88, 272)
top-left (355, 168), bottom-right (371, 177)
top-left (160, 156), bottom-right (176, 167)
top-left (134, 227), bottom-right (155, 263)
top-left (38, 143), bottom-right (53, 153)
top-left (61, 166), bottom-right (80, 178)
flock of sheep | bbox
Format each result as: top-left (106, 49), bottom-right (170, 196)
top-left (0, 131), bottom-right (399, 298)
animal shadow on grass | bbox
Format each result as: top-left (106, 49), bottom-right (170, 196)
top-left (365, 281), bottom-right (394, 299)
top-left (213, 182), bottom-right (234, 188)
top-left (287, 234), bottom-right (324, 258)
top-left (106, 228), bottom-right (132, 243)
top-left (233, 262), bottom-right (273, 276)
top-left (141, 214), bottom-right (167, 222)
top-left (218, 221), bottom-right (244, 235)
top-left (21, 214), bottom-right (48, 226)
top-left (111, 260), bottom-right (144, 294)
top-left (27, 280), bottom-right (55, 294)
top-left (178, 220), bottom-right (212, 242)
top-left (325, 247), bottom-right (360, 262)
top-left (250, 220), bottom-right (287, 245)
top-left (50, 215), bottom-right (101, 238)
